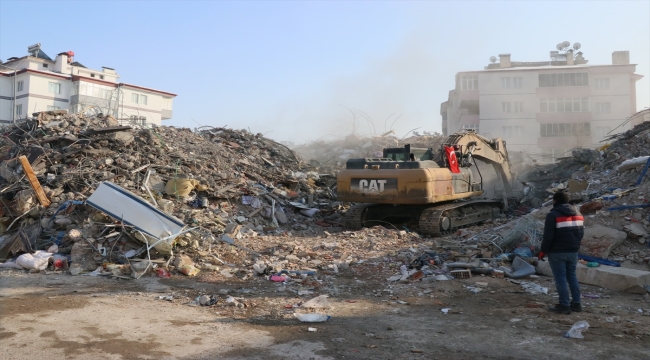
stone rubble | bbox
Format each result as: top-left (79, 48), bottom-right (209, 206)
top-left (0, 111), bottom-right (647, 300)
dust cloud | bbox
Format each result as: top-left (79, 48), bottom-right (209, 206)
top-left (271, 30), bottom-right (453, 145)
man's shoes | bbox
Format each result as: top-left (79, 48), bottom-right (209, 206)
top-left (570, 302), bottom-right (582, 312)
top-left (548, 304), bottom-right (571, 315)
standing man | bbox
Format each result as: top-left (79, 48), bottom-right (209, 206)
top-left (538, 191), bottom-right (585, 314)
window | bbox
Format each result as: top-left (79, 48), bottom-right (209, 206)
top-left (131, 93), bottom-right (148, 105)
top-left (90, 74), bottom-right (95, 78)
top-left (514, 101), bottom-right (524, 113)
top-left (595, 78), bottom-right (610, 89)
top-left (47, 106), bottom-right (60, 111)
top-left (78, 82), bottom-right (117, 100)
top-left (540, 97), bottom-right (589, 112)
top-left (501, 77), bottom-right (511, 89)
top-left (460, 75), bottom-right (478, 90)
top-left (99, 75), bottom-right (104, 80)
top-left (48, 82), bottom-right (61, 94)
top-left (42, 63), bottom-right (48, 68)
top-left (501, 102), bottom-right (511, 113)
top-left (595, 102), bottom-right (611, 114)
top-left (17, 81), bottom-right (24, 92)
top-left (540, 123), bottom-right (590, 137)
top-left (503, 126), bottom-right (523, 137)
top-left (595, 126), bottom-right (611, 139)
top-left (539, 73), bottom-right (588, 87)
top-left (16, 104), bottom-right (22, 116)
top-left (513, 77), bottom-right (523, 89)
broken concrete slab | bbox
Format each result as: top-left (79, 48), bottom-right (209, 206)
top-left (624, 223), bottom-right (648, 239)
top-left (536, 260), bottom-right (650, 294)
top-left (70, 241), bottom-right (98, 273)
top-left (580, 224), bottom-right (627, 258)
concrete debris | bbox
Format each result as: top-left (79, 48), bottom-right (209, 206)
top-left (0, 110), bottom-right (648, 308)
top-left (581, 225), bottom-right (628, 259)
top-left (537, 260), bottom-right (650, 294)
top-left (0, 111), bottom-right (343, 277)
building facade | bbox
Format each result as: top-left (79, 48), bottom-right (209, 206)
top-left (440, 49), bottom-right (643, 163)
top-left (0, 44), bottom-right (175, 126)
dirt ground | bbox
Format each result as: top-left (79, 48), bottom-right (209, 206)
top-left (1, 253), bottom-right (650, 360)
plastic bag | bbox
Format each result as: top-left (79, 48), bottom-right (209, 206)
top-left (564, 320), bottom-right (590, 339)
top-left (294, 313), bottom-right (330, 323)
top-left (16, 251), bottom-right (53, 270)
top-left (513, 247), bottom-right (532, 257)
top-left (521, 282), bottom-right (548, 295)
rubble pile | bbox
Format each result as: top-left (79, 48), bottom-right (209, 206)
top-left (293, 132), bottom-right (445, 173)
top-left (0, 111), bottom-right (343, 276)
top-left (521, 120), bottom-right (650, 269)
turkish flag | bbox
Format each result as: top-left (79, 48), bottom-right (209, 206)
top-left (444, 146), bottom-right (461, 173)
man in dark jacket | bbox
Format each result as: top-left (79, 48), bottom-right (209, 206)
top-left (539, 191), bottom-right (584, 314)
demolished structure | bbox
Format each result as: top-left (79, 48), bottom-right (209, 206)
top-left (0, 110), bottom-right (647, 300)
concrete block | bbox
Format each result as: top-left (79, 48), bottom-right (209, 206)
top-left (536, 261), bottom-right (650, 294)
top-left (580, 224), bottom-right (627, 258)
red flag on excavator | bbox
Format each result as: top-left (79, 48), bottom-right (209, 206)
top-left (444, 146), bottom-right (460, 173)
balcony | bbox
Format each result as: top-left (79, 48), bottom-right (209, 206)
top-left (162, 109), bottom-right (172, 120)
top-left (458, 89), bottom-right (479, 110)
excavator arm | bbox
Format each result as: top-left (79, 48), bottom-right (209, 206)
top-left (439, 130), bottom-right (514, 195)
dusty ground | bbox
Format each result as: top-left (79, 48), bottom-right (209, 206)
top-left (2, 259), bottom-right (649, 360)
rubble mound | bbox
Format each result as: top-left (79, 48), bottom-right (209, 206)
top-left (0, 111), bottom-right (341, 275)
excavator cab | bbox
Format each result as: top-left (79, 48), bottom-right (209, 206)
top-left (382, 145), bottom-right (433, 162)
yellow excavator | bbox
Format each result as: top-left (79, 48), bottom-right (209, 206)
top-left (336, 130), bottom-right (514, 236)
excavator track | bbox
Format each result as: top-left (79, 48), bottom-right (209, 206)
top-left (343, 203), bottom-right (375, 230)
top-left (419, 200), bottom-right (503, 236)
top-left (343, 200), bottom-right (503, 236)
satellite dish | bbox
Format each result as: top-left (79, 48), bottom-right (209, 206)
top-left (489, 56), bottom-right (497, 63)
top-left (556, 43), bottom-right (563, 51)
top-left (573, 42), bottom-right (581, 50)
top-left (562, 41), bottom-right (571, 48)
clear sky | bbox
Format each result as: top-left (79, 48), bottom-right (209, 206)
top-left (1, 0), bottom-right (648, 144)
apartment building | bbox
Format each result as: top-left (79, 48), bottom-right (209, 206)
top-left (440, 47), bottom-right (643, 162)
top-left (0, 44), bottom-right (175, 125)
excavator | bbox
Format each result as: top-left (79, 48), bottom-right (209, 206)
top-left (336, 130), bottom-right (514, 236)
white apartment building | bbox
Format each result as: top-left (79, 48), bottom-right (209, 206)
top-left (0, 44), bottom-right (175, 125)
top-left (440, 48), bottom-right (643, 163)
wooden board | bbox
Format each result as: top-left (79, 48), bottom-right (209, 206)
top-left (18, 155), bottom-right (51, 207)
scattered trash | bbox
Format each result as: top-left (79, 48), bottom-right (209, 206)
top-left (179, 265), bottom-right (200, 276)
top-left (564, 321), bottom-right (590, 339)
top-left (157, 268), bottom-right (171, 278)
top-left (521, 282), bottom-right (549, 295)
top-left (294, 313), bottom-right (330, 322)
